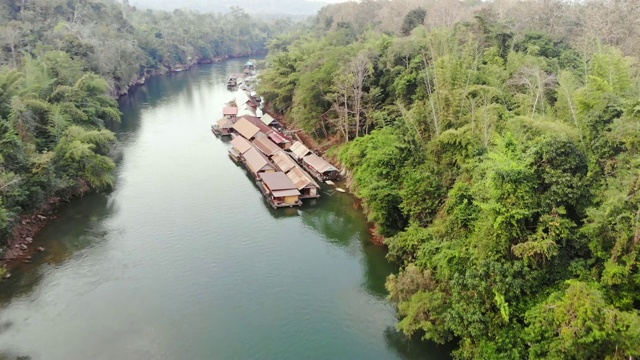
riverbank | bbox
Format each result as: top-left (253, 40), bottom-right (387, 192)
top-left (0, 54), bottom-right (263, 278)
top-left (0, 59), bottom-right (444, 359)
top-left (265, 106), bottom-right (387, 246)
top-left (0, 181), bottom-right (92, 278)
top-left (115, 52), bottom-right (266, 98)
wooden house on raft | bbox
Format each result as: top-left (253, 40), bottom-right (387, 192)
top-left (252, 136), bottom-right (281, 158)
top-left (241, 115), bottom-right (272, 135)
top-left (287, 165), bottom-right (321, 199)
top-left (238, 103), bottom-right (257, 117)
top-left (242, 115), bottom-right (291, 149)
top-left (259, 172), bottom-right (302, 208)
top-left (289, 141), bottom-right (312, 161)
top-left (234, 90), bottom-right (259, 110)
top-left (302, 153), bottom-right (341, 181)
top-left (260, 113), bottom-right (277, 126)
top-left (242, 147), bottom-right (276, 179)
top-left (223, 106), bottom-right (238, 121)
top-left (232, 118), bottom-right (261, 140)
top-left (271, 150), bottom-right (297, 173)
top-left (211, 118), bottom-right (234, 136)
top-left (226, 75), bottom-right (237, 88)
top-left (267, 130), bottom-right (291, 150)
top-left (260, 113), bottom-right (283, 131)
top-left (270, 150), bottom-right (320, 199)
top-left (228, 136), bottom-right (253, 162)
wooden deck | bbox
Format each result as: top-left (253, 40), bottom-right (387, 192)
top-left (300, 192), bottom-right (320, 199)
top-left (228, 148), bottom-right (242, 162)
top-left (211, 125), bottom-right (230, 136)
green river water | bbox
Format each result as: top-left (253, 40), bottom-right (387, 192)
top-left (0, 58), bottom-right (450, 360)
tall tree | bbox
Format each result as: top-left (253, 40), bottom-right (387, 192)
top-left (401, 7), bottom-right (427, 36)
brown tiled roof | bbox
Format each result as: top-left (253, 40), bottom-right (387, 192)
top-left (303, 154), bottom-right (338, 173)
top-left (287, 165), bottom-right (320, 190)
top-left (232, 118), bottom-right (260, 139)
top-left (260, 172), bottom-right (298, 191)
top-left (244, 147), bottom-right (274, 175)
top-left (217, 118), bottom-right (233, 129)
top-left (241, 115), bottom-right (272, 135)
top-left (231, 136), bottom-right (253, 154)
top-left (252, 137), bottom-right (280, 157)
top-left (290, 141), bottom-right (311, 159)
top-left (271, 151), bottom-right (297, 173)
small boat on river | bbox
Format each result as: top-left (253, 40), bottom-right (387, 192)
top-left (226, 76), bottom-right (237, 88)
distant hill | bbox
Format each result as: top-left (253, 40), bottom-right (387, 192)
top-left (126, 0), bottom-right (327, 16)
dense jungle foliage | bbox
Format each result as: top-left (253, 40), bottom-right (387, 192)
top-left (0, 0), bottom-right (286, 247)
top-left (259, 0), bottom-right (640, 358)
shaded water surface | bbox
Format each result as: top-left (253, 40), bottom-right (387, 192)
top-left (0, 59), bottom-right (450, 360)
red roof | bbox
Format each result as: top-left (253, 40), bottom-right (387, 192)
top-left (223, 107), bottom-right (237, 116)
top-left (247, 99), bottom-right (259, 109)
top-left (268, 130), bottom-right (290, 145)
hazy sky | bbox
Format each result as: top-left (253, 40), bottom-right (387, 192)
top-left (127, 0), bottom-right (354, 16)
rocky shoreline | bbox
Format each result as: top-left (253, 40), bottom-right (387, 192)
top-left (114, 52), bottom-right (263, 98)
top-left (0, 177), bottom-right (92, 277)
top-left (1, 198), bottom-right (62, 278)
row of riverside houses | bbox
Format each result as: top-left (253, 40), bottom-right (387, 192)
top-left (212, 84), bottom-right (338, 209)
top-left (226, 61), bottom-right (256, 89)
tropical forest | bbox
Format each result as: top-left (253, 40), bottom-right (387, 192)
top-left (258, 0), bottom-right (640, 358)
top-left (0, 0), bottom-right (287, 248)
top-left (1, 0), bottom-right (640, 358)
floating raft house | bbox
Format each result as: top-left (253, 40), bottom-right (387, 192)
top-left (229, 136), bottom-right (253, 162)
top-left (212, 62), bottom-right (344, 209)
top-left (259, 172), bottom-right (302, 208)
top-left (302, 153), bottom-right (341, 181)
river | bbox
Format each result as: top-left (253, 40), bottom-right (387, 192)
top-left (0, 58), bottom-right (450, 360)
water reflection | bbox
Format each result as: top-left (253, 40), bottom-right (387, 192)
top-left (384, 327), bottom-right (454, 360)
top-left (299, 192), bottom-right (365, 247)
top-left (114, 73), bottom-right (195, 136)
top-left (0, 58), bottom-right (449, 360)
top-left (298, 191), bottom-right (394, 295)
top-left (361, 242), bottom-right (396, 297)
top-left (0, 194), bottom-right (112, 306)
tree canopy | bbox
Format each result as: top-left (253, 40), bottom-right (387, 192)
top-left (0, 0), bottom-right (292, 95)
top-left (259, 0), bottom-right (640, 358)
top-left (0, 1), bottom-right (288, 247)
